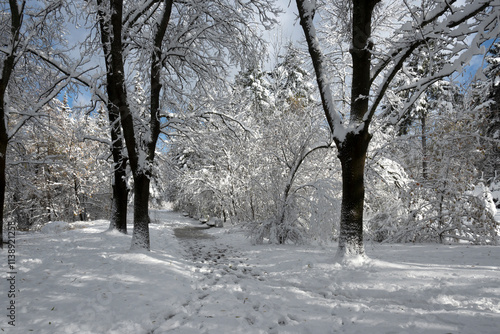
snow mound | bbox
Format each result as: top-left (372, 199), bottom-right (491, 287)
top-left (334, 253), bottom-right (371, 268)
top-left (11, 212), bottom-right (500, 334)
top-left (471, 182), bottom-right (497, 216)
top-left (40, 221), bottom-right (72, 234)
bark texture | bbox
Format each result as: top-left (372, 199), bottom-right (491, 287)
top-left (107, 109), bottom-right (129, 234)
top-left (336, 129), bottom-right (371, 257)
top-left (130, 173), bottom-right (151, 249)
top-left (0, 0), bottom-right (23, 248)
top-left (97, 0), bottom-right (129, 234)
top-left (0, 110), bottom-right (6, 248)
top-left (334, 0), bottom-right (379, 258)
top-left (297, 0), bottom-right (379, 259)
top-left (98, 0), bottom-right (173, 250)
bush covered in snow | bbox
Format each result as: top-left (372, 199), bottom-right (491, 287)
top-left (40, 221), bottom-right (72, 234)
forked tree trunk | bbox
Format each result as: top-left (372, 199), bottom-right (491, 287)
top-left (97, 0), bottom-right (132, 236)
top-left (334, 0), bottom-right (378, 259)
top-left (127, 0), bottom-right (172, 250)
top-left (297, 0), bottom-right (379, 260)
top-left (296, 0), bottom-right (497, 258)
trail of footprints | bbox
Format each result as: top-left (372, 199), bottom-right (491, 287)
top-left (149, 230), bottom-right (308, 334)
top-left (186, 241), bottom-right (266, 287)
top-left (190, 239), bottom-right (265, 328)
top-left (152, 236), bottom-right (302, 333)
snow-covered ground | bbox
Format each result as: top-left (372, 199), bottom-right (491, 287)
top-left (2, 210), bottom-right (500, 333)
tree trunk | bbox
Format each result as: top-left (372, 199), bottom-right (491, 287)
top-left (421, 114), bottom-right (428, 180)
top-left (334, 0), bottom-right (378, 259)
top-left (128, 0), bottom-right (172, 250)
top-left (97, 0), bottom-right (131, 235)
top-left (0, 118), bottom-right (6, 248)
top-left (336, 130), bottom-right (371, 258)
top-left (107, 109), bottom-right (128, 234)
top-left (108, 173), bottom-right (128, 233)
top-left (98, 0), bottom-right (172, 250)
top-left (0, 0), bottom-right (23, 248)
top-left (73, 178), bottom-right (85, 221)
top-left (130, 173), bottom-right (151, 250)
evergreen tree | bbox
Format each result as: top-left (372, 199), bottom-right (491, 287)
top-left (479, 42), bottom-right (500, 184)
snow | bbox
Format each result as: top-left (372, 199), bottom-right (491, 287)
top-left (469, 183), bottom-right (497, 217)
top-left (3, 210), bottom-right (500, 333)
top-left (39, 221), bottom-right (72, 234)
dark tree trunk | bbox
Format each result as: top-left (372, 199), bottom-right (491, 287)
top-left (336, 129), bottom-right (371, 257)
top-left (297, 0), bottom-right (379, 259)
top-left (97, 0), bottom-right (130, 235)
top-left (130, 173), bottom-right (151, 250)
top-left (97, 0), bottom-right (173, 250)
top-left (333, 0), bottom-right (378, 259)
top-left (108, 169), bottom-right (129, 233)
top-left (0, 116), bottom-right (6, 249)
top-left (421, 114), bottom-right (428, 180)
top-left (128, 0), bottom-right (172, 250)
top-left (107, 108), bottom-right (129, 234)
top-left (0, 0), bottom-right (22, 249)
top-left (0, 80), bottom-right (8, 249)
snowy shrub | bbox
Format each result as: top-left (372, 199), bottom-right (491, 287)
top-left (6, 99), bottom-right (112, 230)
top-left (167, 43), bottom-right (341, 245)
top-left (246, 176), bottom-right (341, 244)
top-left (365, 83), bottom-right (500, 245)
top-left (469, 183), bottom-right (497, 217)
top-left (298, 178), bottom-right (342, 242)
top-left (490, 180), bottom-right (500, 209)
top-left (247, 217), bottom-right (308, 245)
top-left (40, 221), bottom-right (72, 234)
top-left (364, 143), bottom-right (410, 242)
top-left (375, 184), bottom-right (498, 245)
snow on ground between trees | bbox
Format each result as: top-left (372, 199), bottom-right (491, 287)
top-left (3, 210), bottom-right (500, 333)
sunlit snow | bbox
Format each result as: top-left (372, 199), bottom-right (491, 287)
top-left (3, 210), bottom-right (500, 333)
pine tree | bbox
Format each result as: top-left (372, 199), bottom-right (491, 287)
top-left (479, 43), bottom-right (500, 184)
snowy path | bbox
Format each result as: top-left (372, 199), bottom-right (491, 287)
top-left (160, 216), bottom-right (500, 334)
top-left (2, 211), bottom-right (500, 334)
top-left (163, 222), bottom-right (280, 333)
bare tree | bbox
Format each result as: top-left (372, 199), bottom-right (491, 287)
top-left (296, 0), bottom-right (500, 260)
top-left (1, 0), bottom-right (74, 248)
top-left (93, 0), bottom-right (280, 250)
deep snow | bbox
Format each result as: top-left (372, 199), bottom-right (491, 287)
top-left (2, 210), bottom-right (500, 333)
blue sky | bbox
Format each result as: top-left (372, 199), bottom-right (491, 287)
top-left (63, 1), bottom-right (494, 108)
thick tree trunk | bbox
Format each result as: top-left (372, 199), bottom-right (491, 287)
top-left (129, 0), bottom-right (172, 250)
top-left (109, 174), bottom-right (128, 233)
top-left (107, 109), bottom-right (128, 234)
top-left (97, 0), bottom-right (131, 236)
top-left (98, 0), bottom-right (172, 250)
top-left (336, 130), bottom-right (371, 258)
top-left (0, 0), bottom-right (23, 248)
top-left (110, 0), bottom-right (155, 251)
top-left (130, 173), bottom-right (151, 250)
top-left (332, 0), bottom-right (378, 260)
top-left (0, 117), bottom-right (6, 249)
